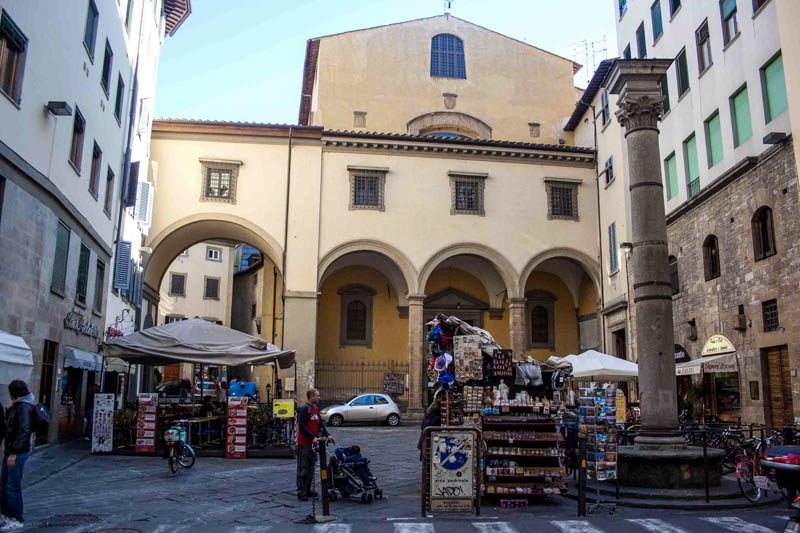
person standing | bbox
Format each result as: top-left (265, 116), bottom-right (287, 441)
top-left (295, 388), bottom-right (335, 501)
top-left (1, 380), bottom-right (33, 530)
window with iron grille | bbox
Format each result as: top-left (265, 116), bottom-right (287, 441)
top-left (93, 259), bottom-right (105, 313)
top-left (169, 272), bottom-right (186, 296)
top-left (200, 160), bottom-right (240, 203)
top-left (348, 167), bottom-right (387, 211)
top-left (339, 285), bottom-right (375, 347)
top-left (204, 276), bottom-right (220, 300)
top-left (546, 180), bottom-right (579, 221)
top-left (449, 172), bottom-right (486, 216)
top-left (526, 290), bottom-right (556, 350)
top-left (762, 299), bottom-right (779, 332)
top-left (0, 9), bottom-right (28, 104)
top-left (51, 222), bottom-right (70, 296)
top-left (76, 243), bottom-right (90, 305)
top-left (430, 34), bottom-right (466, 79)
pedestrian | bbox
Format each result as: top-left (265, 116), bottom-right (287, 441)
top-left (1, 380), bottom-right (33, 530)
top-left (216, 381), bottom-right (227, 406)
top-left (296, 388), bottom-right (335, 501)
top-left (418, 394), bottom-right (442, 461)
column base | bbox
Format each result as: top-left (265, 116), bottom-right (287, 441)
top-left (634, 432), bottom-right (688, 450)
top-left (405, 407), bottom-right (424, 421)
top-left (619, 445), bottom-right (725, 488)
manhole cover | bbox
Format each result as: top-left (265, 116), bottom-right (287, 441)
top-left (36, 514), bottom-right (103, 528)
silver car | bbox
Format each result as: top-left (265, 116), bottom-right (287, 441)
top-left (320, 394), bottom-right (401, 427)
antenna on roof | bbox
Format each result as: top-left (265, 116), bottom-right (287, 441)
top-left (570, 36), bottom-right (608, 88)
top-left (444, 0), bottom-right (452, 14)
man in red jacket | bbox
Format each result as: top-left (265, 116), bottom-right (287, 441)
top-left (296, 388), bottom-right (335, 501)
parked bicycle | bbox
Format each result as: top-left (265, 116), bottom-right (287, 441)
top-left (164, 419), bottom-right (196, 475)
top-left (736, 433), bottom-right (779, 502)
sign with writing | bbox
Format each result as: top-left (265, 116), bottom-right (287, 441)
top-left (429, 430), bottom-right (475, 512)
top-left (135, 393), bottom-right (158, 453)
top-left (674, 344), bottom-right (690, 363)
top-left (272, 399), bottom-right (294, 419)
top-left (701, 334), bottom-right (736, 356)
top-left (64, 311), bottom-right (101, 340)
top-left (91, 393), bottom-right (115, 453)
top-left (383, 373), bottom-right (405, 394)
top-left (616, 389), bottom-right (626, 423)
top-left (676, 365), bottom-right (702, 376)
top-left (226, 396), bottom-right (248, 458)
top-left (702, 355), bottom-right (737, 373)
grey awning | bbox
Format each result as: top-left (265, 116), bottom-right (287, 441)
top-left (64, 346), bottom-right (103, 371)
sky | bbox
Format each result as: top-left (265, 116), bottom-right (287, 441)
top-left (154, 0), bottom-right (618, 124)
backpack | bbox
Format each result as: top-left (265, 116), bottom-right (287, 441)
top-left (32, 402), bottom-right (50, 435)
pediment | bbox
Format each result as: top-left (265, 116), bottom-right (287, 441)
top-left (425, 288), bottom-right (487, 309)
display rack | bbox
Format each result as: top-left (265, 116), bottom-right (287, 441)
top-left (577, 386), bottom-right (617, 513)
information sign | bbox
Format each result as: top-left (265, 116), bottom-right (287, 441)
top-left (91, 393), bottom-right (114, 453)
top-left (135, 393), bottom-right (158, 453)
top-left (383, 373), bottom-right (405, 394)
top-left (227, 396), bottom-right (248, 458)
top-left (272, 399), bottom-right (294, 419)
top-left (429, 430), bottom-right (475, 512)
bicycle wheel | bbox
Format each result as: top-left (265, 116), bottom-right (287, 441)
top-left (178, 444), bottom-right (196, 469)
top-left (736, 459), bottom-right (762, 502)
top-left (168, 450), bottom-right (179, 474)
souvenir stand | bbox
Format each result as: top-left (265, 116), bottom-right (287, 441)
top-left (427, 314), bottom-right (569, 509)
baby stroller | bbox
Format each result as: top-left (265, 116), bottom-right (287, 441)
top-left (327, 446), bottom-right (383, 504)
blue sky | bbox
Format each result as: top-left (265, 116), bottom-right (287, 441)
top-left (154, 0), bottom-right (618, 124)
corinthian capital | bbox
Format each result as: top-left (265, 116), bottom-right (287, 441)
top-left (615, 94), bottom-right (664, 133)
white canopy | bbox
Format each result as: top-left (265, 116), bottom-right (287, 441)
top-left (547, 349), bottom-right (638, 381)
top-left (64, 346), bottom-right (104, 372)
top-left (675, 352), bottom-right (737, 376)
top-left (0, 331), bottom-right (34, 405)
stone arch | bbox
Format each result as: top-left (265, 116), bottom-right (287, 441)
top-left (144, 213), bottom-right (284, 290)
top-left (407, 111), bottom-right (492, 139)
top-left (519, 247), bottom-right (601, 305)
top-left (318, 240), bottom-right (418, 306)
top-left (418, 243), bottom-right (519, 300)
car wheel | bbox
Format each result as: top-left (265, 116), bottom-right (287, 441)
top-left (329, 414), bottom-right (344, 427)
top-left (386, 413), bottom-right (400, 426)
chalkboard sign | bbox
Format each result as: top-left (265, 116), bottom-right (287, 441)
top-left (383, 373), bottom-right (405, 394)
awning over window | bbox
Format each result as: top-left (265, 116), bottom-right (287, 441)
top-left (63, 346), bottom-right (103, 372)
top-left (0, 331), bottom-right (33, 368)
top-left (102, 357), bottom-right (129, 373)
top-left (675, 352), bottom-right (737, 376)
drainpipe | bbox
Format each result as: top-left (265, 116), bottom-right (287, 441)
top-left (271, 265), bottom-right (278, 344)
top-left (280, 127), bottom-right (294, 348)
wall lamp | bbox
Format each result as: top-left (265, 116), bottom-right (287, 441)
top-left (620, 242), bottom-right (633, 259)
top-left (45, 101), bottom-right (72, 116)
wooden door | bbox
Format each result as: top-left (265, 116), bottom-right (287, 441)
top-left (766, 346), bottom-right (794, 427)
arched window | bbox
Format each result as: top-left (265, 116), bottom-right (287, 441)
top-left (669, 255), bottom-right (679, 295)
top-left (703, 235), bottom-right (721, 281)
top-left (339, 284), bottom-right (375, 347)
top-left (531, 306), bottom-right (549, 344)
top-left (752, 206), bottom-right (776, 261)
top-left (346, 301), bottom-right (367, 341)
top-left (430, 34), bottom-right (466, 79)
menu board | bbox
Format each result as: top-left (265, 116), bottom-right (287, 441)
top-left (91, 393), bottom-right (115, 453)
top-left (135, 393), bottom-right (158, 453)
top-left (227, 396), bottom-right (248, 458)
top-left (453, 335), bottom-right (483, 382)
top-left (383, 373), bottom-right (405, 394)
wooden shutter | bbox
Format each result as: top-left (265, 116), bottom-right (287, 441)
top-left (205, 277), bottom-right (219, 299)
top-left (76, 244), bottom-right (90, 304)
top-left (112, 240), bottom-right (132, 290)
top-left (123, 161), bottom-right (140, 208)
top-left (767, 346), bottom-right (794, 427)
top-left (135, 181), bottom-right (153, 225)
top-left (608, 222), bottom-right (618, 272)
top-left (51, 222), bottom-right (70, 294)
top-left (170, 273), bottom-right (185, 296)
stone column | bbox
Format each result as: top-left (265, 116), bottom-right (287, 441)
top-left (607, 60), bottom-right (684, 449)
top-left (508, 298), bottom-right (527, 359)
top-left (407, 294), bottom-right (426, 416)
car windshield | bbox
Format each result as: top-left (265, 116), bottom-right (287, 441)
top-left (345, 396), bottom-right (360, 405)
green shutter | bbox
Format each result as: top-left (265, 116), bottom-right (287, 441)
top-left (660, 74), bottom-right (670, 112)
top-left (765, 54), bottom-right (788, 122)
top-left (51, 222), bottom-right (70, 294)
top-left (708, 113), bottom-right (723, 167)
top-left (666, 154), bottom-right (678, 200)
top-left (733, 87), bottom-right (752, 146)
top-left (609, 222), bottom-right (618, 273)
top-left (678, 51), bottom-right (690, 95)
top-left (685, 134), bottom-right (699, 181)
top-left (722, 0), bottom-right (737, 19)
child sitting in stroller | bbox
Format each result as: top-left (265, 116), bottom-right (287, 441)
top-left (328, 445), bottom-right (382, 503)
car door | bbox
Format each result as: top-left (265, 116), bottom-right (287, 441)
top-left (372, 395), bottom-right (391, 420)
top-left (347, 395), bottom-right (375, 421)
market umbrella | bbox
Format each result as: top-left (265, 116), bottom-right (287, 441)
top-left (546, 349), bottom-right (638, 381)
top-left (101, 318), bottom-right (295, 369)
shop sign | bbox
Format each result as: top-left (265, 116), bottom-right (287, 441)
top-left (272, 399), bottom-right (294, 419)
top-left (135, 393), bottom-right (158, 453)
top-left (702, 356), bottom-right (737, 374)
top-left (383, 373), bottom-right (405, 394)
top-left (64, 311), bottom-right (100, 340)
top-left (701, 335), bottom-right (736, 357)
top-left (676, 365), bottom-right (702, 376)
top-left (429, 430), bottom-right (475, 512)
top-left (674, 344), bottom-right (690, 364)
top-left (227, 396), bottom-right (248, 458)
top-left (91, 393), bottom-right (115, 453)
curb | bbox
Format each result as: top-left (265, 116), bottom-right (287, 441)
top-left (564, 491), bottom-right (785, 510)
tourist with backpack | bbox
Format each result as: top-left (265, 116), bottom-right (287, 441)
top-left (1, 380), bottom-right (34, 530)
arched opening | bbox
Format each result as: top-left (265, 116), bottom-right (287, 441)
top-left (703, 235), bottom-right (721, 281)
top-left (430, 33), bottom-right (466, 79)
top-left (751, 206), bottom-right (776, 261)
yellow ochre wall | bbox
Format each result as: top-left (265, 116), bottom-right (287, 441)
top-left (317, 266), bottom-right (408, 364)
top-left (524, 272), bottom-right (579, 360)
top-left (578, 274), bottom-right (598, 316)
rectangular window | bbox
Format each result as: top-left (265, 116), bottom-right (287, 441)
top-left (0, 10), bottom-right (28, 104)
top-left (169, 273), bottom-right (186, 296)
top-left (761, 53), bottom-right (787, 123)
top-left (51, 221), bottom-right (70, 296)
top-left (546, 181), bottom-right (579, 220)
top-left (669, 0), bottom-right (681, 16)
top-left (450, 173), bottom-right (486, 216)
top-left (676, 49), bottom-right (690, 96)
top-left (684, 133), bottom-right (700, 198)
top-left (93, 259), bottom-right (105, 312)
top-left (730, 86), bottom-right (753, 146)
top-left (721, 0), bottom-right (739, 45)
top-left (609, 222), bottom-right (619, 273)
top-left (651, 1), bottom-right (663, 41)
top-left (69, 106), bottom-right (86, 172)
top-left (114, 74), bottom-right (124, 123)
top-left (619, 0), bottom-right (627, 18)
top-left (206, 246), bottom-right (221, 262)
top-left (348, 167), bottom-right (387, 211)
top-left (251, 303), bottom-right (256, 319)
top-left (89, 142), bottom-right (101, 198)
top-left (762, 299), bottom-right (779, 332)
top-left (623, 44), bottom-right (631, 60)
top-left (103, 167), bottom-right (114, 215)
top-left (204, 277), bottom-right (220, 300)
top-left (600, 89), bottom-right (610, 126)
top-left (205, 168), bottom-right (231, 199)
top-left (705, 111), bottom-right (723, 167)
top-left (636, 23), bottom-right (647, 58)
top-left (125, 0), bottom-right (134, 31)
top-left (100, 40), bottom-right (113, 95)
top-left (696, 20), bottom-right (712, 73)
top-left (76, 243), bottom-right (90, 305)
top-left (164, 315), bottom-right (185, 324)
top-left (605, 156), bottom-right (614, 185)
top-left (456, 182), bottom-right (478, 210)
top-left (200, 162), bottom-right (240, 203)
top-left (659, 74), bottom-right (670, 113)
top-left (752, 0), bottom-right (770, 13)
top-left (83, 0), bottom-right (99, 58)
top-left (664, 152), bottom-right (678, 200)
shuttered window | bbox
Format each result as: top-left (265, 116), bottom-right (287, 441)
top-left (93, 259), bottom-right (105, 312)
top-left (664, 152), bottom-right (678, 200)
top-left (651, 1), bottom-right (663, 41)
top-left (731, 86), bottom-right (752, 146)
top-left (112, 240), bottom-right (131, 290)
top-left (684, 134), bottom-right (700, 198)
top-left (762, 53), bottom-right (787, 122)
top-left (204, 277), bottom-right (220, 300)
top-left (608, 222), bottom-right (619, 273)
top-left (169, 273), bottom-right (186, 296)
top-left (135, 181), bottom-right (152, 225)
top-left (705, 112), bottom-right (723, 167)
top-left (123, 160), bottom-right (140, 208)
top-left (51, 222), bottom-right (70, 295)
top-left (676, 49), bottom-right (690, 96)
top-left (659, 74), bottom-right (670, 113)
top-left (76, 243), bottom-right (90, 305)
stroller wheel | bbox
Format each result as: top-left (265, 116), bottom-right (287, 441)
top-left (365, 492), bottom-right (374, 504)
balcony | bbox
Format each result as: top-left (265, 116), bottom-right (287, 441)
top-left (687, 178), bottom-right (700, 199)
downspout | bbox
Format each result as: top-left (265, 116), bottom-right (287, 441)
top-left (585, 101), bottom-right (607, 354)
top-left (271, 265), bottom-right (278, 343)
top-left (280, 127), bottom-right (294, 348)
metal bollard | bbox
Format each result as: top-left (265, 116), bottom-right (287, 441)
top-left (318, 438), bottom-right (331, 517)
top-left (578, 436), bottom-right (587, 517)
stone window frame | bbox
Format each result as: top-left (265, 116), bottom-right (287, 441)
top-left (164, 314), bottom-right (185, 324)
top-left (203, 275), bottom-right (221, 300)
top-left (545, 177), bottom-right (580, 221)
top-left (169, 272), bottom-right (186, 297)
top-left (348, 166), bottom-right (387, 211)
top-left (206, 245), bottom-right (222, 262)
top-left (525, 290), bottom-right (556, 350)
top-left (199, 158), bottom-right (242, 204)
top-left (338, 284), bottom-right (375, 348)
top-left (761, 298), bottom-right (779, 332)
top-left (449, 171), bottom-right (486, 216)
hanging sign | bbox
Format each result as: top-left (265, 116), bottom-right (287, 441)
top-left (135, 393), bottom-right (158, 453)
top-left (701, 335), bottom-right (736, 356)
top-left (429, 430), bottom-right (475, 512)
top-left (674, 344), bottom-right (690, 364)
top-left (226, 396), bottom-right (248, 458)
top-left (91, 393), bottom-right (115, 453)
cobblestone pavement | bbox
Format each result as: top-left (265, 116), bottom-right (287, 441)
top-left (18, 424), bottom-right (791, 532)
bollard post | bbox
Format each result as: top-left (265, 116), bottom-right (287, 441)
top-left (703, 430), bottom-right (710, 504)
top-left (318, 437), bottom-right (331, 517)
top-left (578, 436), bottom-right (587, 517)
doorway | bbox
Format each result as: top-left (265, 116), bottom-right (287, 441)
top-left (612, 328), bottom-right (626, 360)
top-left (764, 345), bottom-right (793, 427)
